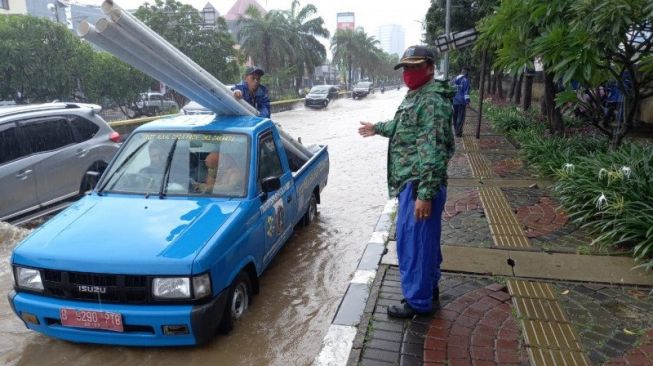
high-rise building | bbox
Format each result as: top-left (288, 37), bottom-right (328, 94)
top-left (336, 12), bottom-right (355, 31)
top-left (377, 24), bottom-right (405, 57)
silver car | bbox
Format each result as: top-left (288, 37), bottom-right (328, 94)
top-left (0, 103), bottom-right (121, 222)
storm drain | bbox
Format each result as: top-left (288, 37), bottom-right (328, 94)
top-left (507, 279), bottom-right (591, 366)
top-left (479, 187), bottom-right (530, 248)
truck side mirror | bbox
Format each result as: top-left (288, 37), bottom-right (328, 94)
top-left (261, 176), bottom-right (281, 193)
top-left (85, 171), bottom-right (100, 191)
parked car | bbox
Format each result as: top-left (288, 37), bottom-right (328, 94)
top-left (304, 85), bottom-right (339, 109)
top-left (133, 92), bottom-right (178, 116)
top-left (8, 113), bottom-right (329, 346)
top-left (352, 81), bottom-right (374, 99)
top-left (0, 102), bottom-right (121, 222)
top-left (181, 100), bottom-right (214, 115)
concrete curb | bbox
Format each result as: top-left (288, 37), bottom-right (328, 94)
top-left (313, 199), bottom-right (397, 366)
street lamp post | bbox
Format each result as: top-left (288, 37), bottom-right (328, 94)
top-left (443, 0), bottom-right (451, 80)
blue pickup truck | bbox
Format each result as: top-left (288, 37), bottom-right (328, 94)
top-left (8, 113), bottom-right (329, 346)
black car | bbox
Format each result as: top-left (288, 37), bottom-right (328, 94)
top-left (304, 85), bottom-right (339, 109)
top-left (352, 81), bottom-right (374, 99)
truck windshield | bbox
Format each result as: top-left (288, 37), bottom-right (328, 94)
top-left (99, 132), bottom-right (249, 197)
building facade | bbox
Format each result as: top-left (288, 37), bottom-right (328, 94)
top-left (377, 24), bottom-right (405, 57)
top-left (0, 0), bottom-right (27, 14)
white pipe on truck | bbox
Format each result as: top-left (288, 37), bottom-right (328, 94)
top-left (82, 0), bottom-right (257, 117)
top-left (107, 8), bottom-right (256, 116)
top-left (92, 18), bottom-right (221, 113)
top-left (102, 0), bottom-right (258, 115)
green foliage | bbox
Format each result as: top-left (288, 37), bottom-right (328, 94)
top-left (485, 103), bottom-right (542, 133)
top-left (554, 143), bottom-right (653, 268)
top-left (237, 6), bottom-right (295, 75)
top-left (134, 0), bottom-right (240, 88)
top-left (330, 28), bottom-right (384, 86)
top-left (0, 15), bottom-right (83, 102)
top-left (486, 101), bottom-right (653, 270)
top-left (81, 51), bottom-right (151, 112)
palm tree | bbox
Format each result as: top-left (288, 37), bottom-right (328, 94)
top-left (353, 29), bottom-right (382, 81)
top-left (285, 0), bottom-right (329, 90)
top-left (237, 6), bottom-right (294, 74)
top-left (331, 29), bottom-right (356, 86)
top-left (331, 28), bottom-right (383, 86)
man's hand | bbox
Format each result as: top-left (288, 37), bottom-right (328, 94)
top-left (358, 121), bottom-right (376, 137)
top-left (415, 199), bottom-right (432, 220)
top-left (233, 90), bottom-right (243, 100)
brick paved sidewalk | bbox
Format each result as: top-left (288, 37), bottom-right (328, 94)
top-left (347, 113), bottom-right (653, 366)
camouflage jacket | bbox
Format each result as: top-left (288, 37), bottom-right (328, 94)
top-left (374, 79), bottom-right (455, 200)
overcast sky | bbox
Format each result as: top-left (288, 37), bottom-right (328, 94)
top-left (78, 0), bottom-right (432, 52)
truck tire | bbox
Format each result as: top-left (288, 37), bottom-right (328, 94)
top-left (302, 193), bottom-right (318, 226)
top-left (218, 271), bottom-right (252, 334)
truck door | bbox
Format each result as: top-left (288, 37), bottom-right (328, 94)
top-left (257, 131), bottom-right (296, 264)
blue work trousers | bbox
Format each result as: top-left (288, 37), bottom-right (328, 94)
top-left (453, 104), bottom-right (466, 136)
top-left (396, 181), bottom-right (446, 313)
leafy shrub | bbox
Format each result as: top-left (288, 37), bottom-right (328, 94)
top-left (485, 102), bottom-right (653, 270)
top-left (553, 143), bottom-right (653, 268)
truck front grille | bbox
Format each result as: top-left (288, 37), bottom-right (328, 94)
top-left (42, 269), bottom-right (149, 304)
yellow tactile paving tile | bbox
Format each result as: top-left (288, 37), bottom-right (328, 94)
top-left (528, 348), bottom-right (591, 366)
top-left (513, 297), bottom-right (569, 323)
top-left (493, 235), bottom-right (531, 248)
top-left (467, 153), bottom-right (494, 177)
top-left (507, 280), bottom-right (558, 300)
top-left (462, 136), bottom-right (479, 151)
top-left (479, 187), bottom-right (531, 248)
top-left (522, 319), bottom-right (584, 351)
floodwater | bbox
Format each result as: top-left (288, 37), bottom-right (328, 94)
top-left (0, 89), bottom-right (406, 366)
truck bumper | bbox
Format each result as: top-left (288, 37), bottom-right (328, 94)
top-left (7, 289), bottom-right (228, 346)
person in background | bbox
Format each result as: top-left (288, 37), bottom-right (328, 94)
top-left (452, 67), bottom-right (471, 137)
top-left (232, 66), bottom-right (271, 118)
top-left (358, 45), bottom-right (455, 318)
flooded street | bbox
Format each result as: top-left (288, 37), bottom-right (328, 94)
top-left (0, 89), bottom-right (406, 366)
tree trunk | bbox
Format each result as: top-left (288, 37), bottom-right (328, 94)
top-left (523, 68), bottom-right (534, 110)
top-left (543, 71), bottom-right (564, 135)
top-left (497, 72), bottom-right (504, 99)
top-left (508, 74), bottom-right (517, 101)
top-left (485, 64), bottom-right (492, 94)
top-left (490, 71), bottom-right (497, 95)
top-left (515, 72), bottom-right (524, 105)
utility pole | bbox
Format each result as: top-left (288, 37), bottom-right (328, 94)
top-left (443, 0), bottom-right (451, 80)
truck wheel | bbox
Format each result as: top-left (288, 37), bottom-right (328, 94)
top-left (302, 193), bottom-right (318, 226)
top-left (218, 271), bottom-right (252, 334)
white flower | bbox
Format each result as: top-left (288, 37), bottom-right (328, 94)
top-left (598, 168), bottom-right (608, 180)
top-left (620, 166), bottom-right (631, 179)
top-left (563, 163), bottom-right (575, 174)
top-left (596, 193), bottom-right (608, 210)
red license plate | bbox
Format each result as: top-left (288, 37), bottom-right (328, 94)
top-left (60, 308), bottom-right (124, 332)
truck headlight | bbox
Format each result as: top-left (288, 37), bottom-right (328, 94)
top-left (192, 273), bottom-right (211, 299)
top-left (152, 277), bottom-right (190, 299)
top-left (15, 266), bottom-right (44, 292)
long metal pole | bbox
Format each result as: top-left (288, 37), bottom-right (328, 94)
top-left (443, 0), bottom-right (451, 80)
top-left (476, 50), bottom-right (487, 139)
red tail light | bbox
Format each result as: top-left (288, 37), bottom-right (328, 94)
top-left (109, 131), bottom-right (121, 143)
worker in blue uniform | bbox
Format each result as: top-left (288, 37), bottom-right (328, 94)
top-left (232, 66), bottom-right (271, 118)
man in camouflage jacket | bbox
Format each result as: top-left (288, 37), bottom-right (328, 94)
top-left (359, 45), bottom-right (455, 318)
